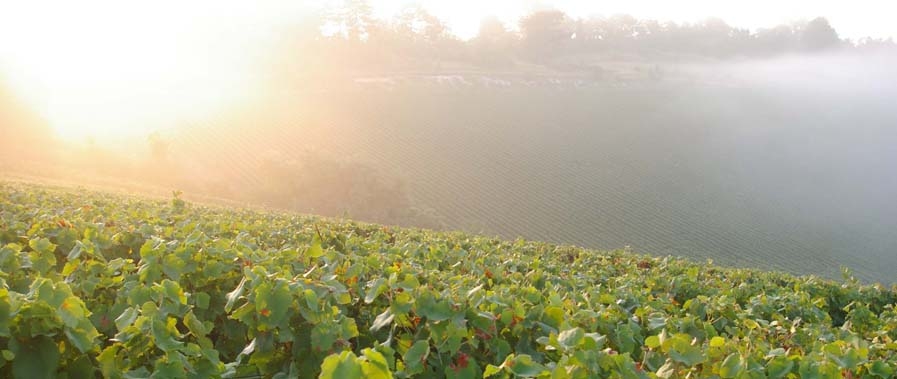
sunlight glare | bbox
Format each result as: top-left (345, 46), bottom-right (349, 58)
top-left (0, 1), bottom-right (301, 142)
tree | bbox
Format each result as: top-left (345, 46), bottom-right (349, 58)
top-left (519, 10), bottom-right (574, 61)
top-left (801, 17), bottom-right (840, 51)
top-left (319, 0), bottom-right (392, 71)
top-left (325, 0), bottom-right (376, 42)
top-left (476, 16), bottom-right (513, 44)
top-left (383, 6), bottom-right (459, 68)
top-left (679, 18), bottom-right (751, 58)
top-left (603, 14), bottom-right (639, 45)
top-left (471, 16), bottom-right (516, 67)
top-left (751, 24), bottom-right (799, 56)
top-left (393, 6), bottom-right (450, 45)
top-left (855, 37), bottom-right (897, 52)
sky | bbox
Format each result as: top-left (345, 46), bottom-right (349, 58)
top-left (370, 0), bottom-right (897, 41)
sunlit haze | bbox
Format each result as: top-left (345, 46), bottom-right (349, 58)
top-left (3, 1), bottom-right (897, 375)
top-left (1, 0), bottom-right (896, 284)
top-left (0, 1), bottom-right (309, 141)
top-left (2, 1), bottom-right (896, 141)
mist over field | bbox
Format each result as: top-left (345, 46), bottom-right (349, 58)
top-left (2, 4), bottom-right (896, 282)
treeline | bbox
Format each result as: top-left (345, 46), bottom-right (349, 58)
top-left (274, 1), bottom-right (896, 74)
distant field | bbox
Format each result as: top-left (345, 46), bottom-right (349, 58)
top-left (169, 81), bottom-right (897, 283)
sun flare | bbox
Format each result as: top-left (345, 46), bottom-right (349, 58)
top-left (0, 1), bottom-right (284, 143)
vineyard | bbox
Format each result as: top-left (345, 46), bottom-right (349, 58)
top-left (1, 181), bottom-right (896, 378)
top-left (168, 85), bottom-right (897, 283)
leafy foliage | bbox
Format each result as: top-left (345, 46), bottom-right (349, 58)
top-left (1, 182), bottom-right (896, 378)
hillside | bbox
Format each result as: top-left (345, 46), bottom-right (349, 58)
top-left (1, 181), bottom-right (895, 378)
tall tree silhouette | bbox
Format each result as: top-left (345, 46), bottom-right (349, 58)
top-left (472, 16), bottom-right (516, 67)
top-left (326, 0), bottom-right (376, 42)
top-left (519, 10), bottom-right (574, 61)
top-left (801, 17), bottom-right (840, 51)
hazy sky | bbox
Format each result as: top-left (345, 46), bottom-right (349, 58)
top-left (371, 0), bottom-right (897, 41)
top-left (0, 1), bottom-right (311, 140)
top-left (1, 0), bottom-right (893, 141)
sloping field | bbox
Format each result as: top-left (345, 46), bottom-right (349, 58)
top-left (171, 84), bottom-right (897, 283)
top-left (1, 181), bottom-right (895, 378)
